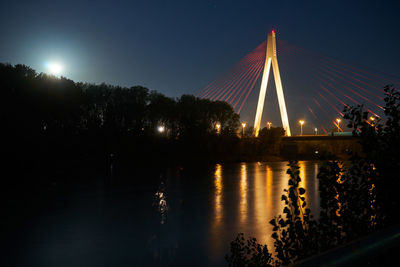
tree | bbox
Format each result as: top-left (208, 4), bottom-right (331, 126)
top-left (343, 84), bottom-right (400, 226)
top-left (258, 127), bottom-right (285, 143)
top-left (209, 100), bottom-right (240, 135)
top-left (147, 91), bottom-right (177, 136)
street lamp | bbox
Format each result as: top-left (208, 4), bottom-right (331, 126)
top-left (267, 121), bottom-right (272, 130)
top-left (157, 125), bottom-right (165, 133)
top-left (336, 118), bottom-right (341, 132)
top-left (299, 120), bottom-right (305, 136)
top-left (369, 116), bottom-right (375, 126)
top-left (215, 122), bottom-right (221, 134)
top-left (241, 122), bottom-right (246, 137)
top-left (314, 127), bottom-right (318, 135)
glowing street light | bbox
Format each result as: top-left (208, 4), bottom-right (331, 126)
top-left (267, 121), bottom-right (272, 130)
top-left (241, 122), bottom-right (246, 137)
top-left (336, 118), bottom-right (341, 132)
top-left (215, 122), bottom-right (221, 134)
top-left (369, 116), bottom-right (375, 126)
top-left (315, 127), bottom-right (318, 135)
top-left (299, 120), bottom-right (305, 136)
top-left (157, 125), bottom-right (165, 133)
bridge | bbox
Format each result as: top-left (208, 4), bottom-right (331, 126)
top-left (197, 30), bottom-right (399, 137)
top-left (280, 135), bottom-right (362, 160)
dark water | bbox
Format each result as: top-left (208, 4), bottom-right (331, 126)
top-left (4, 161), bottom-right (321, 266)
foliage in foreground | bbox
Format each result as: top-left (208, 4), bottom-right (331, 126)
top-left (269, 161), bottom-right (318, 265)
top-left (226, 85), bottom-right (400, 266)
top-left (225, 233), bottom-right (273, 267)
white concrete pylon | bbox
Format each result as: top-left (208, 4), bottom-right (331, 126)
top-left (253, 30), bottom-right (291, 137)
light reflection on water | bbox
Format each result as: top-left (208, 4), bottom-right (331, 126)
top-left (214, 164), bottom-right (223, 223)
top-left (209, 161), bottom-right (320, 260)
top-left (153, 181), bottom-right (168, 224)
top-left (239, 163), bottom-right (248, 225)
top-left (209, 164), bottom-right (224, 260)
top-left (12, 161), bottom-right (322, 267)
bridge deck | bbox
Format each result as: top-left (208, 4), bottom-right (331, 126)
top-left (280, 135), bottom-right (361, 159)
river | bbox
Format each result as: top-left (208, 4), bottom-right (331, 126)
top-left (4, 161), bottom-right (321, 266)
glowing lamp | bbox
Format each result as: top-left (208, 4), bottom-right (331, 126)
top-left (157, 125), bottom-right (165, 133)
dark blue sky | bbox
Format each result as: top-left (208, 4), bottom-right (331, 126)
top-left (1, 0), bottom-right (399, 100)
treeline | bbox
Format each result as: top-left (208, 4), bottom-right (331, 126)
top-left (1, 63), bottom-right (283, 184)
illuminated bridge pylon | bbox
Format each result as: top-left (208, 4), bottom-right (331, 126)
top-left (254, 30), bottom-right (291, 137)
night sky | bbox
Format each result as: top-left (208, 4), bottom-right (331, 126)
top-left (1, 0), bottom-right (399, 100)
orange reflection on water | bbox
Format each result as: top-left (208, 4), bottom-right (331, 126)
top-left (266, 165), bottom-right (274, 217)
top-left (298, 161), bottom-right (307, 215)
top-left (214, 164), bottom-right (223, 223)
top-left (209, 164), bottom-right (224, 260)
top-left (239, 163), bottom-right (248, 224)
top-left (207, 161), bottom-right (321, 263)
top-left (253, 163), bottom-right (268, 244)
top-left (265, 163), bottom-right (289, 249)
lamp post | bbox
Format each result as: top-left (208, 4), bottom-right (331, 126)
top-left (216, 122), bottom-right (221, 134)
top-left (314, 127), bottom-right (318, 135)
top-left (336, 118), bottom-right (341, 132)
top-left (267, 121), bottom-right (272, 130)
top-left (299, 120), bottom-right (305, 136)
top-left (157, 125), bottom-right (165, 133)
top-left (241, 122), bottom-right (246, 137)
top-left (369, 116), bottom-right (375, 126)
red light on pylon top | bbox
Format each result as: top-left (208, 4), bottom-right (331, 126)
top-left (271, 29), bottom-right (275, 34)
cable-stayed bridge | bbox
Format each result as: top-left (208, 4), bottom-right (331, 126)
top-left (197, 30), bottom-right (399, 136)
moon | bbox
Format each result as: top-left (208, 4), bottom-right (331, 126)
top-left (48, 62), bottom-right (63, 75)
